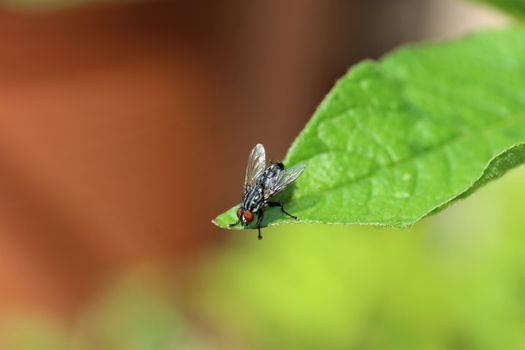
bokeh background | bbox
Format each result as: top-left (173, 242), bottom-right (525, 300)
top-left (0, 0), bottom-right (522, 349)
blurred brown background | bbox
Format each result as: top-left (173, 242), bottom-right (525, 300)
top-left (0, 0), bottom-right (505, 321)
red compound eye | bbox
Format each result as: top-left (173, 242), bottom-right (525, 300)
top-left (243, 210), bottom-right (254, 222)
top-left (236, 208), bottom-right (243, 219)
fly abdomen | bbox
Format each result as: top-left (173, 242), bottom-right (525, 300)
top-left (259, 163), bottom-right (285, 190)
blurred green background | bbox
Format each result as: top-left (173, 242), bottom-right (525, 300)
top-left (0, 0), bottom-right (521, 349)
top-left (3, 162), bottom-right (525, 349)
top-left (195, 166), bottom-right (525, 349)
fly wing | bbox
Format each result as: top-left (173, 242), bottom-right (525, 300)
top-left (244, 144), bottom-right (266, 192)
top-left (263, 163), bottom-right (305, 199)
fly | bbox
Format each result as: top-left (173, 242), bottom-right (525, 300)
top-left (229, 144), bottom-right (305, 240)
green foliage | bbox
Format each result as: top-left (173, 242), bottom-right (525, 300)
top-left (475, 0), bottom-right (525, 20)
top-left (201, 167), bottom-right (525, 349)
top-left (214, 28), bottom-right (525, 230)
top-left (0, 270), bottom-right (210, 350)
top-left (71, 270), bottom-right (206, 350)
top-left (75, 286), bottom-right (184, 349)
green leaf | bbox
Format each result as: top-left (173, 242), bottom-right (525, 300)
top-left (473, 0), bottom-right (525, 20)
top-left (214, 28), bottom-right (525, 230)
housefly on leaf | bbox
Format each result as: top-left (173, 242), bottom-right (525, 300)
top-left (229, 144), bottom-right (305, 240)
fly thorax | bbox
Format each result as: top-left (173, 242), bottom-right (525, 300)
top-left (243, 186), bottom-right (263, 211)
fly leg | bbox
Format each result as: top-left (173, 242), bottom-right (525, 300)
top-left (267, 201), bottom-right (298, 220)
top-left (256, 211), bottom-right (264, 240)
